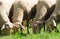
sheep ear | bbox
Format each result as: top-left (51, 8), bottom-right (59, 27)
top-left (1, 24), bottom-right (5, 30)
top-left (52, 20), bottom-right (56, 26)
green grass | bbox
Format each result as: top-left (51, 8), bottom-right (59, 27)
top-left (0, 23), bottom-right (60, 39)
top-left (0, 32), bottom-right (60, 39)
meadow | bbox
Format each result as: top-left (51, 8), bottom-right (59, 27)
top-left (0, 23), bottom-right (60, 39)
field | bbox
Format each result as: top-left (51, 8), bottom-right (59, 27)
top-left (0, 23), bottom-right (60, 39)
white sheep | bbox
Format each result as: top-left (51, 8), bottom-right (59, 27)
top-left (32, 0), bottom-right (56, 33)
top-left (0, 0), bottom-right (16, 34)
top-left (12, 0), bottom-right (38, 33)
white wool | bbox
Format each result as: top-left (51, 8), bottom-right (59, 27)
top-left (19, 0), bottom-right (38, 12)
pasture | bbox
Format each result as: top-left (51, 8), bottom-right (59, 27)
top-left (0, 0), bottom-right (60, 39)
top-left (0, 23), bottom-right (60, 39)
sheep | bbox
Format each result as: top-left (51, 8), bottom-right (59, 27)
top-left (32, 0), bottom-right (56, 33)
top-left (12, 0), bottom-right (38, 34)
top-left (0, 0), bottom-right (16, 35)
top-left (45, 0), bottom-right (60, 32)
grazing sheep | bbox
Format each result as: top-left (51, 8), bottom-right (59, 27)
top-left (32, 0), bottom-right (56, 33)
top-left (0, 0), bottom-right (16, 35)
top-left (12, 0), bottom-right (38, 34)
top-left (46, 0), bottom-right (60, 32)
